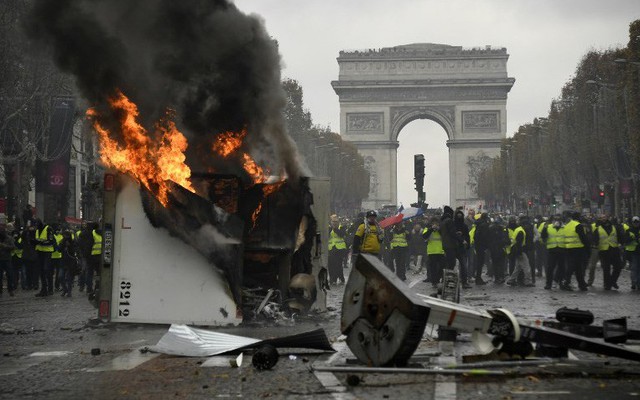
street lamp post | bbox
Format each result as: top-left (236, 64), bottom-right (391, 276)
top-left (614, 58), bottom-right (640, 215)
top-left (586, 79), bottom-right (630, 217)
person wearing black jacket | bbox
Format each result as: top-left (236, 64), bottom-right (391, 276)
top-left (488, 219), bottom-right (510, 284)
top-left (453, 208), bottom-right (471, 289)
top-left (519, 215), bottom-right (536, 284)
top-left (473, 213), bottom-right (490, 285)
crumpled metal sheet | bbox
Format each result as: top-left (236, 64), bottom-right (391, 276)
top-left (149, 324), bottom-right (335, 357)
top-left (149, 324), bottom-right (261, 357)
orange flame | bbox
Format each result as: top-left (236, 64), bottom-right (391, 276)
top-left (242, 153), bottom-right (267, 184)
top-left (251, 201), bottom-right (263, 229)
top-left (87, 90), bottom-right (195, 206)
top-left (211, 127), bottom-right (287, 230)
top-left (212, 129), bottom-right (247, 157)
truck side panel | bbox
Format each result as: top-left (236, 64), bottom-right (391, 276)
top-left (109, 176), bottom-right (241, 326)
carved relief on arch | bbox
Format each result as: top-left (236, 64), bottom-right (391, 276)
top-left (390, 106), bottom-right (455, 141)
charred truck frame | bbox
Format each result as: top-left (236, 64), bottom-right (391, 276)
top-left (97, 172), bottom-right (329, 326)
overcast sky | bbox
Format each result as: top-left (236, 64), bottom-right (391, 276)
top-left (234, 0), bottom-right (639, 210)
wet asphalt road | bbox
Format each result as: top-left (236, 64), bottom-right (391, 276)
top-left (2, 264), bottom-right (640, 399)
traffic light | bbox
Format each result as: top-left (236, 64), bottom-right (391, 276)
top-left (598, 190), bottom-right (605, 206)
top-left (527, 200), bottom-right (533, 208)
top-left (414, 154), bottom-right (425, 192)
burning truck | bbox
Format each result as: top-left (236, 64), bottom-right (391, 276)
top-left (25, 1), bottom-right (330, 324)
top-left (87, 94), bottom-right (329, 325)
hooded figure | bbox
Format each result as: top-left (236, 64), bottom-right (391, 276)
top-left (439, 206), bottom-right (458, 258)
top-left (453, 209), bottom-right (471, 287)
top-left (473, 213), bottom-right (491, 284)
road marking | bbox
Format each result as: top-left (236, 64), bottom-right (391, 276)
top-left (510, 391), bottom-right (571, 395)
top-left (85, 348), bottom-right (160, 372)
top-left (435, 375), bottom-right (457, 400)
top-left (0, 351), bottom-right (72, 376)
top-left (313, 341), bottom-right (355, 400)
top-left (29, 351), bottom-right (72, 357)
top-left (434, 350), bottom-right (457, 400)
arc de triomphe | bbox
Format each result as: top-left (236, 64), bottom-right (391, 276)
top-left (332, 43), bottom-right (515, 210)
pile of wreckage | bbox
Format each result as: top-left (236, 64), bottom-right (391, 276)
top-left (147, 254), bottom-right (640, 377)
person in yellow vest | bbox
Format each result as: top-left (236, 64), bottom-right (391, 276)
top-left (541, 215), bottom-right (565, 290)
top-left (352, 210), bottom-right (383, 259)
top-left (592, 214), bottom-right (622, 290)
top-left (87, 222), bottom-right (103, 295)
top-left (627, 216), bottom-right (640, 290)
top-left (51, 225), bottom-right (64, 292)
top-left (328, 215), bottom-right (348, 285)
top-left (586, 216), bottom-right (600, 287)
top-left (35, 219), bottom-right (55, 297)
top-left (623, 217), bottom-right (635, 286)
top-left (561, 212), bottom-right (589, 291)
top-left (506, 217), bottom-right (518, 277)
top-left (390, 222), bottom-right (410, 281)
top-left (506, 216), bottom-right (534, 287)
top-left (422, 216), bottom-right (445, 287)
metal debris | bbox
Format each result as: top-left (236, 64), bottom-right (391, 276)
top-left (149, 324), bottom-right (334, 357)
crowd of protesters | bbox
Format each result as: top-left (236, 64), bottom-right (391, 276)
top-left (328, 206), bottom-right (640, 293)
top-left (0, 209), bottom-right (102, 298)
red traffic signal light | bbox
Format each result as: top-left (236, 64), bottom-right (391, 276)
top-left (599, 191), bottom-right (605, 197)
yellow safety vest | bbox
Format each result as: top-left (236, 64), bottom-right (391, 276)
top-left (423, 228), bottom-right (444, 255)
top-left (51, 234), bottom-right (63, 259)
top-left (355, 223), bottom-right (380, 254)
top-left (390, 232), bottom-right (408, 249)
top-left (563, 220), bottom-right (584, 249)
top-left (506, 228), bottom-right (516, 255)
top-left (626, 231), bottom-right (638, 252)
top-left (597, 226), bottom-right (619, 251)
top-left (35, 226), bottom-right (54, 252)
top-left (13, 237), bottom-right (23, 258)
top-left (469, 225), bottom-right (476, 245)
top-left (328, 228), bottom-right (347, 250)
top-left (91, 230), bottom-right (103, 256)
top-left (537, 222), bottom-right (547, 232)
top-left (546, 226), bottom-right (563, 249)
top-left (513, 226), bottom-right (526, 248)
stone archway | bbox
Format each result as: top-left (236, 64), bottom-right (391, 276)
top-left (332, 43), bottom-right (515, 209)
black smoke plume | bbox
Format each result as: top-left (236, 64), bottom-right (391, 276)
top-left (25, 0), bottom-right (301, 181)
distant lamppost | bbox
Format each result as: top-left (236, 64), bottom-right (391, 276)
top-left (614, 58), bottom-right (640, 214)
top-left (587, 79), bottom-right (632, 217)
